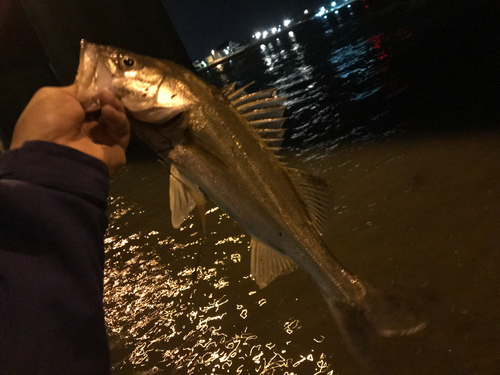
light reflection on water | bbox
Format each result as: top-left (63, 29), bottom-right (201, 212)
top-left (105, 189), bottom-right (339, 374)
top-left (104, 10), bottom-right (500, 375)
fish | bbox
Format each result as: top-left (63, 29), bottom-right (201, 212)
top-left (76, 40), bottom-right (426, 364)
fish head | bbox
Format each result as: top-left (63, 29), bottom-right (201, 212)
top-left (76, 40), bottom-right (192, 124)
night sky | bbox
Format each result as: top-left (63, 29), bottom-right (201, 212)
top-left (162, 0), bottom-right (327, 61)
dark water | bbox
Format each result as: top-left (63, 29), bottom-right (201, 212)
top-left (105, 2), bottom-right (500, 374)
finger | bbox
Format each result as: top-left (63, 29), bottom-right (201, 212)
top-left (100, 104), bottom-right (131, 149)
top-left (98, 90), bottom-right (126, 114)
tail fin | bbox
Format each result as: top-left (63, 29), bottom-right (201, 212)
top-left (325, 283), bottom-right (427, 367)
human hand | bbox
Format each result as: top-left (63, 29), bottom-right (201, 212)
top-left (10, 84), bottom-right (130, 174)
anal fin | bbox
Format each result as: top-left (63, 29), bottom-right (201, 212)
top-left (250, 238), bottom-right (297, 288)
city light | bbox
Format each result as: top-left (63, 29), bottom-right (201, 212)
top-left (316, 6), bottom-right (327, 17)
top-left (199, 0), bottom-right (358, 69)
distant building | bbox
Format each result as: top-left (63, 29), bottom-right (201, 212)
top-left (206, 49), bottom-right (223, 64)
top-left (193, 60), bottom-right (207, 69)
top-left (205, 41), bottom-right (245, 64)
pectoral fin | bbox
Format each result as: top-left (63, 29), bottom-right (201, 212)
top-left (169, 166), bottom-right (206, 231)
top-left (250, 238), bottom-right (297, 288)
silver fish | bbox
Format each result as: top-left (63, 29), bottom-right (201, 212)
top-left (76, 40), bottom-right (426, 363)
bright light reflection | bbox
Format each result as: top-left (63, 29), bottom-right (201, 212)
top-left (255, 31), bottom-right (262, 39)
top-left (104, 183), bottom-right (335, 373)
top-left (284, 19), bottom-right (291, 27)
top-left (271, 27), bottom-right (277, 34)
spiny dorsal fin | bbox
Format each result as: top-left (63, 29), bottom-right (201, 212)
top-left (227, 84), bottom-right (288, 157)
top-left (263, 138), bottom-right (285, 148)
top-left (221, 82), bottom-right (236, 96)
top-left (250, 237), bottom-right (297, 288)
top-left (232, 89), bottom-right (277, 107)
top-left (287, 168), bottom-right (333, 236)
top-left (227, 82), bottom-right (255, 101)
top-left (258, 128), bottom-right (286, 138)
top-left (250, 118), bottom-right (287, 129)
top-left (237, 97), bottom-right (288, 114)
top-left (244, 106), bottom-right (287, 121)
top-left (169, 166), bottom-right (206, 232)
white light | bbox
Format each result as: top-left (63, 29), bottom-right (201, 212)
top-left (284, 19), bottom-right (291, 27)
top-left (304, 9), bottom-right (309, 14)
top-left (332, 1), bottom-right (336, 6)
top-left (335, 10), bottom-right (339, 14)
top-left (315, 6), bottom-right (327, 17)
top-left (255, 32), bottom-right (262, 39)
top-left (288, 31), bottom-right (294, 37)
top-left (262, 31), bottom-right (268, 38)
top-left (271, 27), bottom-right (277, 34)
top-left (211, 50), bottom-right (215, 55)
top-left (347, 4), bottom-right (351, 7)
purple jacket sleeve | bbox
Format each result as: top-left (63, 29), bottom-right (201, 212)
top-left (0, 141), bottom-right (111, 375)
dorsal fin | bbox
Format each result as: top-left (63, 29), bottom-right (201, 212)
top-left (244, 106), bottom-right (287, 121)
top-left (286, 168), bottom-right (333, 236)
top-left (263, 138), bottom-right (285, 148)
top-left (258, 128), bottom-right (286, 139)
top-left (236, 97), bottom-right (288, 114)
top-left (249, 118), bottom-right (287, 129)
top-left (250, 237), bottom-right (297, 288)
top-left (227, 82), bottom-right (255, 101)
top-left (221, 82), bottom-right (236, 96)
top-left (232, 89), bottom-right (277, 107)
top-left (227, 83), bottom-right (288, 157)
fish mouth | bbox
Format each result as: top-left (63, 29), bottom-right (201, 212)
top-left (76, 39), bottom-right (113, 112)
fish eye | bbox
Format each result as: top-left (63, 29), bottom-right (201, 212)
top-left (121, 56), bottom-right (135, 69)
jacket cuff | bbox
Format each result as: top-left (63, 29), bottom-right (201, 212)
top-left (0, 141), bottom-right (109, 211)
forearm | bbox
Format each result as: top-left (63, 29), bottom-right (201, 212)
top-left (0, 141), bottom-right (111, 374)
